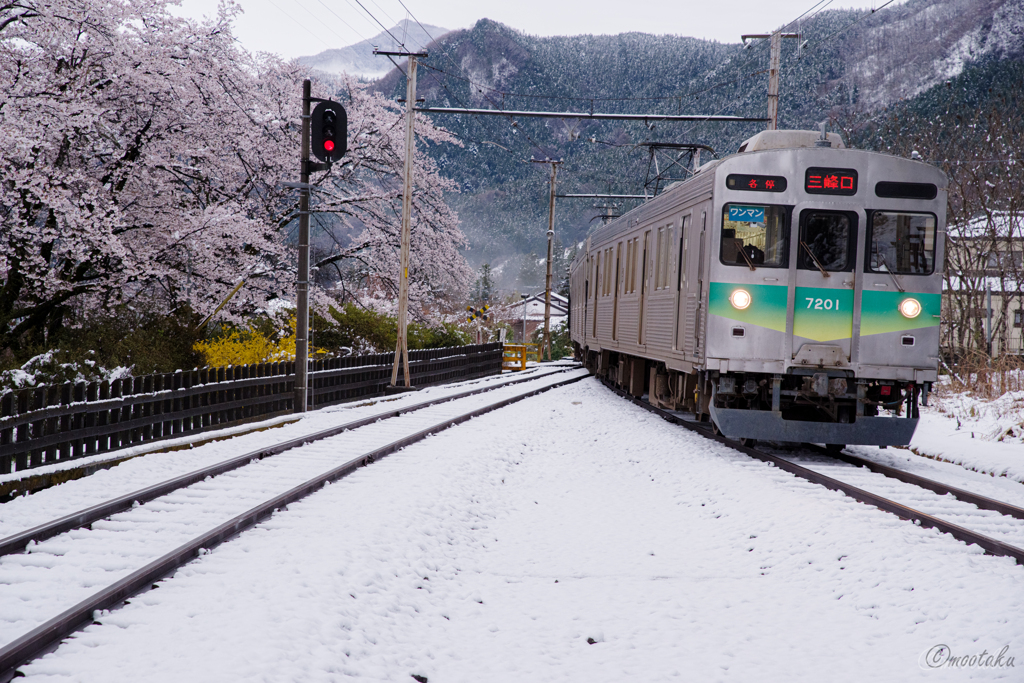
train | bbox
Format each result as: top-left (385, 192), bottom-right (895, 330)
top-left (569, 128), bottom-right (946, 448)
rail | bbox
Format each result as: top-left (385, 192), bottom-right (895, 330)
top-left (0, 343), bottom-right (503, 475)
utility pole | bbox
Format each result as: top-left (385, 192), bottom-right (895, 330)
top-left (741, 32), bottom-right (800, 130)
top-left (531, 159), bottom-right (561, 362)
top-left (376, 49), bottom-right (428, 388)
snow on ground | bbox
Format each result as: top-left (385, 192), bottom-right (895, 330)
top-left (18, 378), bottom-right (1024, 682)
top-left (0, 367), bottom-right (568, 539)
top-left (891, 387), bottom-right (1024, 484)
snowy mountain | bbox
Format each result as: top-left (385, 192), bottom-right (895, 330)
top-left (364, 2), bottom-right (1024, 289)
top-left (298, 20), bottom-right (449, 79)
top-left (837, 0), bottom-right (1024, 108)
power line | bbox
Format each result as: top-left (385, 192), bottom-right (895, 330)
top-left (801, 0), bottom-right (900, 54)
top-left (312, 0), bottom-right (372, 45)
top-left (264, 0), bottom-right (333, 51)
top-left (350, 0), bottom-right (404, 47)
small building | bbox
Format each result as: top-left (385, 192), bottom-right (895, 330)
top-left (506, 292), bottom-right (568, 343)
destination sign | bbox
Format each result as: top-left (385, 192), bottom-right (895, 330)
top-left (726, 174), bottom-right (788, 192)
top-left (805, 167), bottom-right (858, 196)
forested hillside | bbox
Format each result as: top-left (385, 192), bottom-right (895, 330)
top-left (367, 0), bottom-right (1024, 289)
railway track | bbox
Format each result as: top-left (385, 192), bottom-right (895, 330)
top-left (0, 366), bottom-right (587, 680)
top-left (602, 379), bottom-right (1024, 567)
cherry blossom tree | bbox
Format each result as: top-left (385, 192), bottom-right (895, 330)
top-left (0, 0), bottom-right (471, 356)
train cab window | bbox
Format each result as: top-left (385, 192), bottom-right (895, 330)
top-left (720, 203), bottom-right (790, 268)
top-left (798, 211), bottom-right (856, 272)
top-left (867, 211), bottom-right (936, 275)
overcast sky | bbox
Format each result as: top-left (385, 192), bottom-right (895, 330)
top-left (174, 0), bottom-right (897, 60)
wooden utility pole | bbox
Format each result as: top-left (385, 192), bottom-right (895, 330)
top-left (741, 32), bottom-right (799, 130)
top-left (376, 50), bottom-right (428, 388)
top-left (531, 159), bottom-right (561, 361)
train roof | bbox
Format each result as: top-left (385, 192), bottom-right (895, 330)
top-left (737, 129), bottom-right (846, 153)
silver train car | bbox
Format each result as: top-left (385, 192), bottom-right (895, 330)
top-left (569, 129), bottom-right (946, 447)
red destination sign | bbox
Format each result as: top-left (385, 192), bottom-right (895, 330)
top-left (805, 167), bottom-right (858, 196)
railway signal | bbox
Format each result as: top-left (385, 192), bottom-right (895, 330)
top-left (311, 100), bottom-right (347, 163)
top-left (292, 83), bottom-right (349, 413)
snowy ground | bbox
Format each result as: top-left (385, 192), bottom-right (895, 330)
top-left (0, 366), bottom-right (570, 537)
top-left (15, 377), bottom-right (1024, 682)
top-left (899, 389), bottom-right (1024, 484)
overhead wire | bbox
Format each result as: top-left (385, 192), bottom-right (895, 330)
top-left (350, 0), bottom-right (404, 47)
top-left (389, 2), bottom-right (548, 161)
top-left (312, 0), bottom-right (373, 45)
top-left (263, 0), bottom-right (334, 51)
top-left (801, 0), bottom-right (899, 54)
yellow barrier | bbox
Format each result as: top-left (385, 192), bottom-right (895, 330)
top-left (502, 343), bottom-right (539, 371)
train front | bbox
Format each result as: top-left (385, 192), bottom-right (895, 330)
top-left (705, 138), bottom-right (946, 447)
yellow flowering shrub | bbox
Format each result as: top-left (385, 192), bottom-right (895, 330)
top-left (194, 315), bottom-right (318, 367)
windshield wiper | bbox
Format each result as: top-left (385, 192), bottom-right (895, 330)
top-left (877, 254), bottom-right (905, 292)
top-left (735, 241), bottom-right (757, 271)
top-left (800, 242), bottom-right (831, 278)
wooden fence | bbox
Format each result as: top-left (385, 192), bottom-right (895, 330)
top-left (0, 343), bottom-right (503, 476)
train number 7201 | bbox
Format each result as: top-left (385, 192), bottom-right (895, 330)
top-left (806, 297), bottom-right (840, 310)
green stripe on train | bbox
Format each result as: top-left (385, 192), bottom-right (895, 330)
top-left (793, 286), bottom-right (854, 341)
top-left (709, 282), bottom-right (941, 339)
top-left (708, 282), bottom-right (787, 332)
top-left (860, 290), bottom-right (941, 337)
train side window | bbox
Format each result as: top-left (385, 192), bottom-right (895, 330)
top-left (797, 211), bottom-right (856, 272)
top-left (720, 203), bottom-right (790, 268)
top-left (867, 211), bottom-right (936, 275)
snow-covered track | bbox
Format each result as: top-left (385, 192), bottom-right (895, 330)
top-left (599, 378), bottom-right (1024, 566)
top-left (0, 366), bottom-right (572, 559)
top-left (808, 448), bottom-right (1024, 522)
top-left (0, 368), bottom-right (587, 680)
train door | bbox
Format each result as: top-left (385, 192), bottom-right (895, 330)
top-left (592, 250), bottom-right (600, 338)
top-left (638, 230), bottom-right (651, 344)
top-left (694, 211), bottom-right (707, 357)
top-left (585, 237), bottom-right (593, 344)
top-left (791, 209), bottom-right (859, 362)
top-left (856, 208), bottom-right (941, 371)
top-left (674, 214), bottom-right (692, 350)
top-left (612, 242), bottom-right (622, 340)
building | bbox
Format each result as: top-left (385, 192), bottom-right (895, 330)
top-left (503, 292), bottom-right (568, 343)
top-left (943, 212), bottom-right (1024, 357)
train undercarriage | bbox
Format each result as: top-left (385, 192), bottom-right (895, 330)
top-left (577, 344), bottom-right (923, 448)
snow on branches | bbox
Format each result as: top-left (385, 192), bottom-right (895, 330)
top-left (0, 0), bottom-right (471, 353)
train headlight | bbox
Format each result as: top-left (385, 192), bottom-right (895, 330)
top-left (899, 297), bottom-right (922, 319)
top-left (730, 288), bottom-right (752, 310)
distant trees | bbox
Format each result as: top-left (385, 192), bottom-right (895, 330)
top-left (0, 0), bottom-right (471, 360)
top-left (860, 63), bottom-right (1024, 358)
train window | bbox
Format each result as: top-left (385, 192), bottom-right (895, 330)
top-left (798, 211), bottom-right (856, 272)
top-left (720, 203), bottom-right (790, 268)
top-left (867, 212), bottom-right (936, 275)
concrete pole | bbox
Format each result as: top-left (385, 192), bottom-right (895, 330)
top-left (767, 31), bottom-right (781, 131)
top-left (295, 79), bottom-right (311, 412)
top-left (543, 163), bottom-right (558, 362)
top-left (391, 56), bottom-right (418, 387)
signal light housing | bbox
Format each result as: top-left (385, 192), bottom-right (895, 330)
top-left (311, 100), bottom-right (347, 163)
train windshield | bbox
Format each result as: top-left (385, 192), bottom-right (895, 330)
top-left (868, 211), bottom-right (936, 275)
top-left (721, 203), bottom-right (790, 268)
top-left (798, 211), bottom-right (854, 272)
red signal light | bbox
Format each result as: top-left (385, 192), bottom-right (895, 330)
top-left (324, 140), bottom-right (335, 152)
